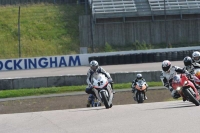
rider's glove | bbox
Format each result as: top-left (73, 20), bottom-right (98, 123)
top-left (185, 70), bottom-right (192, 78)
top-left (164, 83), bottom-right (169, 88)
top-left (108, 78), bottom-right (113, 83)
top-left (89, 84), bottom-right (93, 88)
top-left (173, 91), bottom-right (181, 99)
top-left (169, 86), bottom-right (173, 92)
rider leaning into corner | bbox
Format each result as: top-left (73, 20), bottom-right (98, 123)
top-left (85, 60), bottom-right (115, 107)
top-left (192, 51), bottom-right (200, 64)
top-left (183, 56), bottom-right (200, 91)
top-left (160, 60), bottom-right (192, 101)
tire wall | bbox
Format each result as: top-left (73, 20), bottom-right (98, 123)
top-left (88, 50), bottom-right (197, 65)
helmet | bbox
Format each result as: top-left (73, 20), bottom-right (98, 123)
top-left (90, 60), bottom-right (99, 71)
top-left (183, 56), bottom-right (192, 67)
top-left (162, 60), bottom-right (171, 72)
top-left (136, 73), bottom-right (142, 80)
top-left (192, 51), bottom-right (200, 63)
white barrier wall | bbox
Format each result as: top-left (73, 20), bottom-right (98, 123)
top-left (0, 46), bottom-right (200, 71)
top-left (0, 71), bottom-right (162, 90)
top-left (0, 55), bottom-right (89, 71)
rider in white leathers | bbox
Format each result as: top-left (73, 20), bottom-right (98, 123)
top-left (85, 60), bottom-right (114, 107)
top-left (192, 51), bottom-right (200, 64)
top-left (160, 60), bottom-right (190, 100)
top-left (183, 56), bottom-right (200, 91)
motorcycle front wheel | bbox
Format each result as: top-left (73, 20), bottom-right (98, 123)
top-left (137, 91), bottom-right (144, 103)
top-left (183, 88), bottom-right (200, 106)
top-left (101, 91), bottom-right (110, 109)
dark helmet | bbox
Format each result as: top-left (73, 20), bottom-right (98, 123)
top-left (183, 56), bottom-right (192, 67)
top-left (90, 60), bottom-right (99, 72)
top-left (162, 60), bottom-right (171, 72)
top-left (136, 73), bottom-right (142, 80)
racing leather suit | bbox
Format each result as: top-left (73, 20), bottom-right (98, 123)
top-left (184, 62), bottom-right (200, 90)
top-left (192, 59), bottom-right (200, 64)
top-left (184, 62), bottom-right (200, 74)
top-left (160, 66), bottom-right (189, 99)
top-left (85, 67), bottom-right (113, 95)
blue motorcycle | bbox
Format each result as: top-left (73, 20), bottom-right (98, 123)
top-left (87, 94), bottom-right (101, 107)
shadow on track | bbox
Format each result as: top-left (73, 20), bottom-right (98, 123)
top-left (69, 107), bottom-right (108, 112)
top-left (146, 103), bottom-right (196, 110)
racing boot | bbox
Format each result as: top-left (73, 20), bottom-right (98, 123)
top-left (110, 83), bottom-right (115, 94)
top-left (144, 93), bottom-right (148, 100)
top-left (86, 100), bottom-right (90, 107)
top-left (182, 97), bottom-right (187, 102)
top-left (144, 96), bottom-right (148, 100)
top-left (112, 88), bottom-right (115, 94)
top-left (86, 94), bottom-right (95, 107)
top-left (96, 100), bottom-right (101, 107)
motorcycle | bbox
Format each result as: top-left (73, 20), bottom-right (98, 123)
top-left (172, 74), bottom-right (200, 106)
top-left (91, 73), bottom-right (113, 109)
top-left (193, 68), bottom-right (200, 86)
top-left (87, 94), bottom-right (101, 107)
top-left (132, 80), bottom-right (148, 103)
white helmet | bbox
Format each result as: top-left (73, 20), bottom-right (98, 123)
top-left (136, 73), bottom-right (142, 80)
top-left (162, 60), bottom-right (171, 72)
top-left (90, 60), bottom-right (99, 71)
top-left (192, 51), bottom-right (200, 63)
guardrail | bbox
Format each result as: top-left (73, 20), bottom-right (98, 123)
top-left (0, 70), bottom-right (161, 90)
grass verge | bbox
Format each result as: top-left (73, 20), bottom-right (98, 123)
top-left (0, 82), bottom-right (163, 98)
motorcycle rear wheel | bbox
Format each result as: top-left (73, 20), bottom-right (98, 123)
top-left (184, 88), bottom-right (200, 106)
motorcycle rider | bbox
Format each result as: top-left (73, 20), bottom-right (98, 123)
top-left (160, 60), bottom-right (191, 100)
top-left (183, 56), bottom-right (200, 74)
top-left (192, 51), bottom-right (200, 63)
top-left (183, 56), bottom-right (200, 91)
top-left (85, 60), bottom-right (114, 107)
top-left (131, 73), bottom-right (148, 101)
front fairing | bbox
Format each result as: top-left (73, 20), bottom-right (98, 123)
top-left (172, 74), bottom-right (199, 99)
top-left (92, 73), bottom-right (109, 89)
top-left (135, 80), bottom-right (146, 91)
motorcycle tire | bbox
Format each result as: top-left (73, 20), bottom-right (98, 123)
top-left (137, 92), bottom-right (144, 103)
top-left (184, 88), bottom-right (200, 106)
top-left (101, 91), bottom-right (110, 109)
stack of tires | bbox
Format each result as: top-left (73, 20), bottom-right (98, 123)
top-left (88, 49), bottom-right (199, 65)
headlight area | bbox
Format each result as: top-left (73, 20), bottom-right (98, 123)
top-left (176, 87), bottom-right (181, 91)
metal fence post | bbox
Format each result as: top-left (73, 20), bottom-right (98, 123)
top-left (18, 6), bottom-right (21, 58)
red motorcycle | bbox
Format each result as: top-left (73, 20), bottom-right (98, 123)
top-left (172, 74), bottom-right (200, 106)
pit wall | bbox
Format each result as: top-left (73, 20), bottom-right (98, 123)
top-left (0, 70), bottom-right (162, 90)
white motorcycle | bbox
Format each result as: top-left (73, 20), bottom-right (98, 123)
top-left (91, 73), bottom-right (114, 109)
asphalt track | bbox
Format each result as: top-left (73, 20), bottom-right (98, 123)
top-left (0, 61), bottom-right (184, 79)
top-left (1, 61), bottom-right (199, 133)
top-left (0, 101), bottom-right (200, 133)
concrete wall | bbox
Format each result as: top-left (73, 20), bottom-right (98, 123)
top-left (0, 71), bottom-right (162, 90)
top-left (79, 15), bottom-right (200, 47)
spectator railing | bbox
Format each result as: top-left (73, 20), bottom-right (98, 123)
top-left (149, 0), bottom-right (200, 11)
top-left (89, 0), bottom-right (200, 18)
top-left (91, 0), bottom-right (137, 18)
